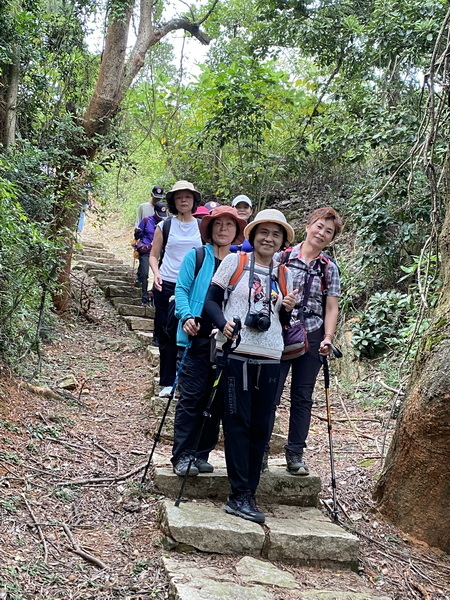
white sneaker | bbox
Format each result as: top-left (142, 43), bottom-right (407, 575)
top-left (158, 386), bottom-right (173, 398)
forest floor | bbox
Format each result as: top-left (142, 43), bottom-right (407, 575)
top-left (0, 214), bottom-right (449, 600)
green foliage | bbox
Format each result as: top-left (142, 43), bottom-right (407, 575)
top-left (0, 166), bottom-right (61, 371)
top-left (350, 291), bottom-right (414, 358)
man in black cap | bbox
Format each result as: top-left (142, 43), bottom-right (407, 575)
top-left (134, 185), bottom-right (165, 227)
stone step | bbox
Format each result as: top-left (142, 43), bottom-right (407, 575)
top-left (95, 277), bottom-right (133, 287)
top-left (144, 345), bottom-right (159, 365)
top-left (154, 465), bottom-right (321, 507)
top-left (89, 267), bottom-right (132, 278)
top-left (136, 331), bottom-right (156, 345)
top-left (158, 500), bottom-right (359, 570)
top-left (80, 241), bottom-right (105, 249)
top-left (111, 297), bottom-right (143, 308)
top-left (121, 315), bottom-right (154, 331)
top-left (117, 304), bottom-right (155, 318)
top-left (162, 555), bottom-right (391, 600)
top-left (76, 260), bottom-right (128, 271)
top-left (76, 256), bottom-right (123, 266)
top-left (76, 248), bottom-right (116, 259)
top-left (105, 285), bottom-right (141, 299)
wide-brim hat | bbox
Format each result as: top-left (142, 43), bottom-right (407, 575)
top-left (200, 206), bottom-right (247, 245)
top-left (166, 180), bottom-right (201, 204)
top-left (244, 208), bottom-right (295, 245)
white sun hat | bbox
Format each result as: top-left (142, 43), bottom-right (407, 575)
top-left (244, 208), bottom-right (295, 245)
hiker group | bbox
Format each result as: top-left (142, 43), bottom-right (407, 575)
top-left (133, 180), bottom-right (343, 525)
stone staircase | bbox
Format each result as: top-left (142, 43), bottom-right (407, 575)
top-left (73, 240), bottom-right (392, 600)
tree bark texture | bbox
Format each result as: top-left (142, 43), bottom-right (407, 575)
top-left (373, 156), bottom-right (450, 554)
top-left (52, 0), bottom-right (213, 312)
top-left (1, 45), bottom-right (20, 148)
top-left (83, 1), bottom-right (211, 149)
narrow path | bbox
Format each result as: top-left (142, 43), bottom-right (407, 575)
top-left (1, 222), bottom-right (449, 599)
top-left (0, 272), bottom-right (168, 599)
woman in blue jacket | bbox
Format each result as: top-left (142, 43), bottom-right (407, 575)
top-left (171, 206), bottom-right (247, 477)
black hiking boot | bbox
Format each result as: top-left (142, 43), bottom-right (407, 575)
top-left (225, 494), bottom-right (265, 524)
top-left (194, 458), bottom-right (214, 473)
top-left (173, 454), bottom-right (199, 477)
top-left (261, 451), bottom-right (269, 473)
top-left (285, 450), bottom-right (309, 476)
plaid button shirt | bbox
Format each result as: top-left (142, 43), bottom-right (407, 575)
top-left (276, 243), bottom-right (341, 333)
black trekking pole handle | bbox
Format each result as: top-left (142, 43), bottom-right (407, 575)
top-left (174, 317), bottom-right (241, 507)
top-left (222, 317), bottom-right (242, 354)
top-left (322, 341), bottom-right (343, 360)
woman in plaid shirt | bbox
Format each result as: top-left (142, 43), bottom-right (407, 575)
top-left (264, 206), bottom-right (344, 475)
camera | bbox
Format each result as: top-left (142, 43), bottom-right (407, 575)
top-left (244, 311), bottom-right (271, 332)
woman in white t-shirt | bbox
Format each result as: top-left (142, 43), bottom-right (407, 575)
top-left (150, 181), bottom-right (202, 397)
top-left (204, 209), bottom-right (297, 524)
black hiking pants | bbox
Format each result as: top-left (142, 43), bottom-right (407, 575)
top-left (221, 354), bottom-right (280, 498)
top-left (137, 252), bottom-right (150, 304)
top-left (171, 337), bottom-right (221, 465)
top-left (153, 280), bottom-right (177, 387)
top-left (265, 327), bottom-right (323, 454)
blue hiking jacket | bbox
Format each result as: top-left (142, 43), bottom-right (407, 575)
top-left (175, 244), bottom-right (216, 348)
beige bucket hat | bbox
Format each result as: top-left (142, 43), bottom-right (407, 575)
top-left (244, 208), bottom-right (295, 245)
top-left (165, 180), bottom-right (201, 204)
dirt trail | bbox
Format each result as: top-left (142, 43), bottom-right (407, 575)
top-left (0, 213), bottom-right (449, 599)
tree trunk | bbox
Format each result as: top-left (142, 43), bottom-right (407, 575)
top-left (373, 156), bottom-right (450, 554)
top-left (51, 1), bottom-right (214, 312)
top-left (2, 44), bottom-right (20, 148)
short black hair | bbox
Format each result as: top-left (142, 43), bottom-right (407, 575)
top-left (167, 191), bottom-right (200, 215)
top-left (248, 223), bottom-right (289, 250)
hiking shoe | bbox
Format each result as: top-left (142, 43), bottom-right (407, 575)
top-left (158, 386), bottom-right (173, 398)
top-left (134, 278), bottom-right (141, 288)
top-left (261, 451), bottom-right (269, 473)
top-left (173, 454), bottom-right (199, 477)
top-left (225, 494), bottom-right (265, 524)
top-left (286, 450), bottom-right (309, 475)
top-left (195, 458), bottom-right (214, 473)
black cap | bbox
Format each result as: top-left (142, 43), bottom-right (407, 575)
top-left (152, 185), bottom-right (165, 199)
top-left (154, 201), bottom-right (168, 219)
top-left (204, 200), bottom-right (221, 213)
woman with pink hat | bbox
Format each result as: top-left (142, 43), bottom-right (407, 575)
top-left (171, 206), bottom-right (247, 477)
top-left (204, 208), bottom-right (298, 524)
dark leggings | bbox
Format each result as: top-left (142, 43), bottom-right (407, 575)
top-left (171, 337), bottom-right (221, 464)
top-left (266, 328), bottom-right (323, 454)
top-left (152, 280), bottom-right (177, 387)
top-left (221, 354), bottom-right (280, 498)
top-left (137, 253), bottom-right (150, 304)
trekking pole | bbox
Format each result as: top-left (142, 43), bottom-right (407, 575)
top-left (141, 340), bottom-right (191, 484)
top-left (174, 317), bottom-right (242, 507)
top-left (321, 343), bottom-right (343, 522)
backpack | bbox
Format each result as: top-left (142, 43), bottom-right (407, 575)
top-left (280, 247), bottom-right (337, 292)
top-left (280, 247), bottom-right (339, 315)
top-left (164, 246), bottom-right (206, 344)
top-left (224, 252), bottom-right (289, 305)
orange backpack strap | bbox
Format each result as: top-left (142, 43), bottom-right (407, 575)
top-left (229, 252), bottom-right (249, 288)
top-left (224, 252), bottom-right (249, 305)
top-left (277, 264), bottom-right (289, 297)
